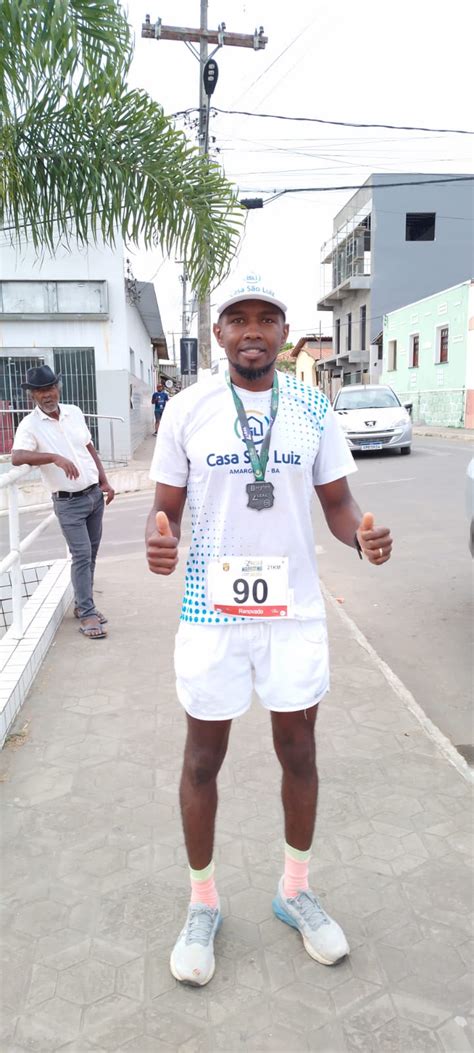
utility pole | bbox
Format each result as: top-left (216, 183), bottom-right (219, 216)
top-left (142, 9), bottom-right (267, 377)
top-left (197, 0), bottom-right (211, 371)
top-left (180, 265), bottom-right (189, 339)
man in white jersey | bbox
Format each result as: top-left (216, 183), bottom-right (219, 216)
top-left (146, 276), bottom-right (392, 987)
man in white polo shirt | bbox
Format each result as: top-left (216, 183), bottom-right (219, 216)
top-left (145, 275), bottom-right (393, 987)
top-left (11, 365), bottom-right (115, 639)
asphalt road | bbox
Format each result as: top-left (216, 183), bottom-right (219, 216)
top-left (2, 435), bottom-right (472, 756)
top-left (313, 437), bottom-right (473, 759)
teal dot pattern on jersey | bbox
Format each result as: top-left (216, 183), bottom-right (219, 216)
top-left (179, 372), bottom-right (330, 624)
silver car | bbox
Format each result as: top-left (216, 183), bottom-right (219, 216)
top-left (333, 384), bottom-right (413, 455)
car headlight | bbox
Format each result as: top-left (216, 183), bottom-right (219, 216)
top-left (393, 416), bottom-right (409, 428)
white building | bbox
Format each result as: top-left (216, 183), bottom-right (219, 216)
top-left (0, 233), bottom-right (168, 461)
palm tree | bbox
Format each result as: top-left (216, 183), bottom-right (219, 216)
top-left (0, 0), bottom-right (242, 297)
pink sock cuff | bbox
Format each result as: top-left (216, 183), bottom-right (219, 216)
top-left (283, 852), bottom-right (310, 898)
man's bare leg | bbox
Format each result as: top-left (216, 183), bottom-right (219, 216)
top-left (271, 704), bottom-right (319, 850)
top-left (179, 713), bottom-right (232, 869)
top-left (170, 714), bottom-right (232, 986)
top-left (271, 704), bottom-right (349, 965)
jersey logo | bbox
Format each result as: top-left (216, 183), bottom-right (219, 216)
top-left (233, 411), bottom-right (270, 446)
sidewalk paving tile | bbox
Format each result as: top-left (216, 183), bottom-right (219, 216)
top-left (0, 551), bottom-right (472, 1052)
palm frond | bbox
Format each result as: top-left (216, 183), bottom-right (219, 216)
top-left (0, 0), bottom-right (243, 294)
top-left (1, 83), bottom-right (243, 295)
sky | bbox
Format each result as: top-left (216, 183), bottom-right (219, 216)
top-left (124, 0), bottom-right (474, 361)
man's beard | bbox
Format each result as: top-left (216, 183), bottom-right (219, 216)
top-left (232, 357), bottom-right (276, 381)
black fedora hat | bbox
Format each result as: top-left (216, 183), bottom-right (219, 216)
top-left (21, 365), bottom-right (61, 390)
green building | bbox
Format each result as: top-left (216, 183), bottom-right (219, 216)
top-left (382, 280), bottom-right (474, 428)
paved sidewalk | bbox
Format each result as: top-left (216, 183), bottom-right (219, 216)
top-left (412, 425), bottom-right (473, 443)
top-left (1, 551), bottom-right (472, 1053)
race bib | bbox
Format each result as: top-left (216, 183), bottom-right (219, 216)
top-left (208, 556), bottom-right (289, 618)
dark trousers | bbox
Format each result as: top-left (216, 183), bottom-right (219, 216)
top-left (53, 485), bottom-right (104, 619)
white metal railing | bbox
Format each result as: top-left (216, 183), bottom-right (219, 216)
top-left (0, 465), bottom-right (68, 638)
top-left (0, 409), bottom-right (129, 637)
top-left (0, 409), bottom-right (125, 465)
top-left (84, 413), bottom-right (125, 465)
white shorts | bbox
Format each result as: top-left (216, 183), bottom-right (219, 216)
top-left (174, 619), bottom-right (329, 721)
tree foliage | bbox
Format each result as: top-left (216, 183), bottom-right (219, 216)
top-left (0, 0), bottom-right (243, 295)
top-left (277, 342), bottom-right (296, 373)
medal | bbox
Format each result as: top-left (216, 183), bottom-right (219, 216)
top-left (227, 373), bottom-right (279, 512)
top-left (246, 481), bottom-right (274, 510)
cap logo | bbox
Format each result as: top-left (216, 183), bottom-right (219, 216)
top-left (233, 278), bottom-right (275, 298)
top-left (216, 271), bottom-right (287, 317)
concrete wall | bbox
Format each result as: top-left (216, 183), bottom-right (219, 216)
top-left (332, 292), bottom-right (371, 355)
top-left (126, 299), bottom-right (154, 453)
top-left (382, 281), bottom-right (471, 427)
top-left (0, 235), bottom-right (155, 458)
top-left (323, 174), bottom-right (473, 348)
top-left (294, 349), bottom-right (317, 385)
top-left (371, 175), bottom-right (474, 343)
top-left (466, 285), bottom-right (474, 428)
top-left (0, 237), bottom-right (128, 368)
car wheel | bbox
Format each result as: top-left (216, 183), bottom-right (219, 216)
top-left (400, 446), bottom-right (411, 456)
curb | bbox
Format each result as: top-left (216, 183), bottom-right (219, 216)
top-left (413, 428), bottom-right (473, 443)
top-left (322, 584), bottom-right (473, 784)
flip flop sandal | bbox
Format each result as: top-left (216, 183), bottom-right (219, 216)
top-left (79, 622), bottom-right (107, 640)
top-left (74, 607), bottom-right (108, 624)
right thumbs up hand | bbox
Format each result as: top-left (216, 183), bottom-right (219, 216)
top-left (146, 509), bottom-right (179, 576)
top-left (156, 511), bottom-right (173, 537)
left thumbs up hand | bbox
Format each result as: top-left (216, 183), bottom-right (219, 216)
top-left (356, 511), bottom-right (392, 565)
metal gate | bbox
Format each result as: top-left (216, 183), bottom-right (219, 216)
top-left (53, 348), bottom-right (98, 448)
top-left (0, 355), bottom-right (45, 453)
top-left (0, 348), bottom-right (98, 453)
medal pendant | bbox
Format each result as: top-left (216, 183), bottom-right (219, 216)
top-left (246, 481), bottom-right (274, 511)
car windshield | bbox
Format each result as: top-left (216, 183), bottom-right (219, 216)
top-left (335, 389), bottom-right (400, 410)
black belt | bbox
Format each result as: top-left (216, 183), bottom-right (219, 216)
top-left (53, 484), bottom-right (99, 499)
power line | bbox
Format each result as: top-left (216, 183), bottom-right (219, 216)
top-left (171, 107), bottom-right (474, 136)
top-left (230, 15), bottom-right (319, 108)
top-left (244, 176), bottom-right (474, 201)
top-left (1, 177), bottom-right (472, 243)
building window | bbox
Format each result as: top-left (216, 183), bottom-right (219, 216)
top-left (129, 347), bottom-right (135, 375)
top-left (436, 326), bottom-right (449, 364)
top-left (347, 313), bottom-right (352, 352)
top-left (360, 305), bottom-right (366, 350)
top-left (409, 334), bottom-right (419, 368)
top-left (406, 213), bottom-right (436, 241)
top-left (335, 318), bottom-right (341, 355)
top-left (0, 279), bottom-right (108, 318)
top-left (388, 340), bottom-right (397, 371)
top-left (140, 359), bottom-right (144, 381)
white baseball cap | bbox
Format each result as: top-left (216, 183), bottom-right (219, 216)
top-left (217, 272), bottom-right (287, 317)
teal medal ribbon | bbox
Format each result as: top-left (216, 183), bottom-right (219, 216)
top-left (226, 371), bottom-right (278, 510)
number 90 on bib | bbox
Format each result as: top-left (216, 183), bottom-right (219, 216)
top-left (208, 556), bottom-right (289, 618)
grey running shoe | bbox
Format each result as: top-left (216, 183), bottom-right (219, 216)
top-left (170, 902), bottom-right (222, 986)
top-left (272, 877), bottom-right (349, 965)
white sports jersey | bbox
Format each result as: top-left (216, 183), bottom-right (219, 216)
top-left (150, 371), bottom-right (356, 624)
